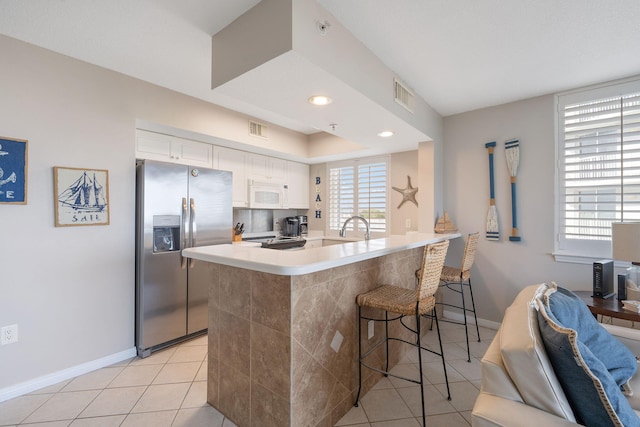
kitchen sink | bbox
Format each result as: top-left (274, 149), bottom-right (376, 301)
top-left (321, 238), bottom-right (360, 247)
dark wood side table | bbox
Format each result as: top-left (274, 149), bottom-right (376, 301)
top-left (574, 290), bottom-right (640, 323)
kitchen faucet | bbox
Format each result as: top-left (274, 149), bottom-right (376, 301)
top-left (340, 215), bottom-right (370, 240)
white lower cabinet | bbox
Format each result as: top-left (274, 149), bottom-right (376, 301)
top-left (136, 130), bottom-right (212, 168)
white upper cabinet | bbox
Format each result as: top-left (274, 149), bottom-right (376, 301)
top-left (137, 130), bottom-right (309, 209)
top-left (136, 130), bottom-right (212, 167)
top-left (248, 153), bottom-right (288, 182)
top-left (247, 154), bottom-right (309, 208)
top-left (287, 161), bottom-right (309, 209)
top-left (213, 146), bottom-right (249, 208)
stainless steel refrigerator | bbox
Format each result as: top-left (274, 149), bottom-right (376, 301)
top-left (135, 159), bottom-right (232, 357)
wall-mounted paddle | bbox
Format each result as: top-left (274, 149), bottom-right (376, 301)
top-left (505, 139), bottom-right (521, 241)
top-left (485, 142), bottom-right (499, 240)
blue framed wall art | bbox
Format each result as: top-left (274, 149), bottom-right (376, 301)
top-left (0, 136), bottom-right (28, 204)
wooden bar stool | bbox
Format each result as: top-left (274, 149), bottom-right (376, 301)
top-left (354, 240), bottom-right (451, 427)
top-left (437, 232), bottom-right (480, 362)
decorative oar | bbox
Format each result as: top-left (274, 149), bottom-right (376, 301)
top-left (505, 139), bottom-right (521, 241)
top-left (485, 142), bottom-right (499, 240)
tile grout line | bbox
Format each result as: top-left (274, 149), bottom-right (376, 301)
top-left (2, 327), bottom-right (490, 427)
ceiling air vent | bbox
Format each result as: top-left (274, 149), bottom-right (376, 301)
top-left (249, 120), bottom-right (268, 139)
top-left (393, 78), bottom-right (414, 113)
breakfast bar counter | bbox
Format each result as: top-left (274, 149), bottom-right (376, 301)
top-left (182, 232), bottom-right (459, 276)
top-left (182, 232), bottom-right (459, 427)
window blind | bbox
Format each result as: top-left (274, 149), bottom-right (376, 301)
top-left (557, 82), bottom-right (640, 257)
top-left (328, 157), bottom-right (388, 234)
top-left (357, 162), bottom-right (387, 232)
top-left (328, 165), bottom-right (355, 230)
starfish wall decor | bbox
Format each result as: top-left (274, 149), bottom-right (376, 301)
top-left (392, 175), bottom-right (418, 208)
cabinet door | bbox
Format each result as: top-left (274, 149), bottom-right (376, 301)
top-left (288, 161), bottom-right (309, 209)
top-left (174, 139), bottom-right (212, 168)
top-left (269, 157), bottom-right (288, 182)
top-left (248, 154), bottom-right (269, 180)
top-left (136, 130), bottom-right (173, 161)
top-left (136, 130), bottom-right (212, 167)
top-left (214, 146), bottom-right (248, 207)
top-left (248, 153), bottom-right (288, 182)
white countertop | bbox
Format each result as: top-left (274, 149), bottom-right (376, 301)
top-left (182, 232), bottom-right (461, 276)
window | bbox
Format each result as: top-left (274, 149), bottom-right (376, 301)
top-left (556, 78), bottom-right (640, 261)
top-left (328, 156), bottom-right (388, 236)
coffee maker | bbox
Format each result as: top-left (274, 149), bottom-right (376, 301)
top-left (282, 216), bottom-right (300, 237)
top-left (298, 215), bottom-right (308, 235)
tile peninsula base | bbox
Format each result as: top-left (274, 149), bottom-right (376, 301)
top-left (206, 247), bottom-right (434, 427)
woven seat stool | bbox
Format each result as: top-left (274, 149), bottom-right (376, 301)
top-left (354, 240), bottom-right (451, 427)
top-left (434, 232), bottom-right (480, 362)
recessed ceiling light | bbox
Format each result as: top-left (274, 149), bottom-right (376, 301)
top-left (377, 131), bottom-right (394, 138)
top-left (308, 95), bottom-right (332, 106)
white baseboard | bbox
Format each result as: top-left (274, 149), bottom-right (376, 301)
top-left (0, 347), bottom-right (137, 403)
top-left (442, 309), bottom-right (501, 331)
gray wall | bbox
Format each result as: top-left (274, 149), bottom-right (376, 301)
top-left (0, 34), bottom-right (307, 395)
top-left (442, 94), bottom-right (593, 323)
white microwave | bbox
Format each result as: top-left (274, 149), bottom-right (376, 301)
top-left (248, 180), bottom-right (289, 209)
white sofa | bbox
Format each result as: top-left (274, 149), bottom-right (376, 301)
top-left (471, 284), bottom-right (640, 427)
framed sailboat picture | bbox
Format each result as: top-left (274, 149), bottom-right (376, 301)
top-left (54, 166), bottom-right (110, 227)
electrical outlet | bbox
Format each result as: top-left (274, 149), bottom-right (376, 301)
top-left (1, 324), bottom-right (18, 345)
top-left (405, 219), bottom-right (411, 229)
top-left (330, 330), bottom-right (343, 353)
top-left (368, 320), bottom-right (375, 339)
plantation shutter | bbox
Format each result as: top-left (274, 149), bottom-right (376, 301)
top-left (328, 157), bottom-right (388, 234)
top-left (357, 161), bottom-right (387, 233)
top-left (557, 79), bottom-right (640, 258)
top-left (328, 165), bottom-right (355, 231)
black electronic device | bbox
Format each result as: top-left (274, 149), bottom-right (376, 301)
top-left (618, 273), bottom-right (628, 300)
top-left (282, 217), bottom-right (300, 237)
top-left (593, 259), bottom-right (614, 299)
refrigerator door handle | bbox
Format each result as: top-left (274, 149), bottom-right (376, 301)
top-left (181, 197), bottom-right (188, 270)
top-left (189, 198), bottom-right (196, 268)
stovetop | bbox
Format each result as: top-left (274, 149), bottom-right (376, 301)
top-left (244, 235), bottom-right (306, 250)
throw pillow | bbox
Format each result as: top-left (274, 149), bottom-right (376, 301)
top-left (542, 284), bottom-right (637, 387)
top-left (536, 285), bottom-right (640, 427)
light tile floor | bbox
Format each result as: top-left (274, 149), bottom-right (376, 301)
top-left (0, 321), bottom-right (495, 427)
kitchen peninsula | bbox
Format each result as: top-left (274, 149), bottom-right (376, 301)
top-left (183, 232), bottom-right (460, 427)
